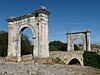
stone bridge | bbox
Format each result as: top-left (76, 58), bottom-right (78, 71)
top-left (50, 51), bottom-right (84, 66)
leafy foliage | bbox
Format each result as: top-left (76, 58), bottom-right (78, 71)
top-left (49, 40), bottom-right (80, 51)
top-left (49, 41), bottom-right (67, 51)
top-left (83, 51), bottom-right (100, 69)
top-left (0, 31), bottom-right (8, 57)
top-left (0, 31), bottom-right (33, 57)
top-left (74, 44), bottom-right (81, 51)
top-left (21, 34), bottom-right (33, 55)
top-left (52, 57), bottom-right (65, 64)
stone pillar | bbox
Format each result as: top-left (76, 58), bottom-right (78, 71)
top-left (7, 22), bottom-right (17, 60)
top-left (16, 34), bottom-right (21, 62)
top-left (34, 6), bottom-right (50, 58)
top-left (71, 39), bottom-right (74, 51)
top-left (44, 22), bottom-right (49, 57)
top-left (8, 24), bottom-right (13, 57)
top-left (38, 17), bottom-right (49, 58)
top-left (37, 14), bottom-right (49, 58)
top-left (7, 22), bottom-right (17, 61)
top-left (33, 36), bottom-right (38, 58)
top-left (83, 38), bottom-right (86, 51)
top-left (86, 31), bottom-right (91, 51)
top-left (67, 32), bottom-right (71, 51)
top-left (38, 20), bottom-right (43, 57)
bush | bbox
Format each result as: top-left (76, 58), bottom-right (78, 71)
top-left (83, 51), bottom-right (100, 69)
top-left (0, 31), bottom-right (8, 57)
top-left (49, 41), bottom-right (67, 51)
top-left (53, 57), bottom-right (65, 64)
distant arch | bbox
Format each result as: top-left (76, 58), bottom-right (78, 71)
top-left (67, 31), bottom-right (91, 51)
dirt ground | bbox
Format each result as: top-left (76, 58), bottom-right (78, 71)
top-left (0, 51), bottom-right (100, 75)
top-left (0, 61), bottom-right (99, 75)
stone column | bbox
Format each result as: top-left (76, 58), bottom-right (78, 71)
top-left (71, 39), bottom-right (74, 51)
top-left (67, 32), bottom-right (71, 51)
top-left (37, 13), bottom-right (49, 58)
top-left (7, 22), bottom-right (17, 61)
top-left (43, 19), bottom-right (49, 57)
top-left (16, 35), bottom-right (21, 62)
top-left (38, 20), bottom-right (42, 57)
top-left (86, 32), bottom-right (91, 51)
top-left (7, 25), bottom-right (12, 56)
top-left (33, 35), bottom-right (39, 58)
top-left (83, 38), bottom-right (86, 51)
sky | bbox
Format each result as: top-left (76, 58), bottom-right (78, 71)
top-left (0, 0), bottom-right (100, 44)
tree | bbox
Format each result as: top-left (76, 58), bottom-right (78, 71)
top-left (0, 31), bottom-right (8, 57)
top-left (74, 44), bottom-right (81, 51)
top-left (0, 31), bottom-right (33, 57)
top-left (21, 33), bottom-right (33, 56)
top-left (49, 41), bottom-right (67, 51)
top-left (49, 40), bottom-right (80, 51)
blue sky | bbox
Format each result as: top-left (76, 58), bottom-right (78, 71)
top-left (0, 0), bottom-right (100, 44)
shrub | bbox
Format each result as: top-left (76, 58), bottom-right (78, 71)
top-left (53, 57), bottom-right (65, 64)
top-left (83, 51), bottom-right (100, 69)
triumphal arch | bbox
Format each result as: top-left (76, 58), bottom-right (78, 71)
top-left (6, 6), bottom-right (50, 62)
top-left (67, 31), bottom-right (91, 51)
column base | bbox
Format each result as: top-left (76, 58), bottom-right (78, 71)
top-left (6, 56), bottom-right (18, 62)
top-left (6, 56), bottom-right (22, 62)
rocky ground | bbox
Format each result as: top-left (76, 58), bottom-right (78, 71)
top-left (0, 60), bottom-right (99, 75)
top-left (0, 51), bottom-right (100, 75)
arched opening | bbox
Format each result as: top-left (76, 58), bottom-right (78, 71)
top-left (74, 38), bottom-right (83, 51)
top-left (20, 27), bottom-right (34, 61)
top-left (68, 58), bottom-right (81, 65)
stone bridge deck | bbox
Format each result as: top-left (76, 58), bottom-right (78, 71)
top-left (50, 51), bottom-right (84, 65)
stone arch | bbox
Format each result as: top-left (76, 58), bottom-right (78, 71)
top-left (16, 24), bottom-right (36, 61)
top-left (6, 7), bottom-right (50, 62)
top-left (17, 24), bottom-right (36, 37)
top-left (68, 58), bottom-right (81, 65)
top-left (64, 51), bottom-right (84, 66)
top-left (67, 31), bottom-right (91, 51)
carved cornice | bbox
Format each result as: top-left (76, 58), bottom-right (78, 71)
top-left (66, 31), bottom-right (90, 35)
top-left (6, 7), bottom-right (50, 22)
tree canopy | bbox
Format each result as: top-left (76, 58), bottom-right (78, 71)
top-left (49, 40), bottom-right (81, 51)
top-left (0, 31), bottom-right (33, 57)
top-left (49, 41), bottom-right (67, 51)
top-left (0, 31), bottom-right (8, 57)
top-left (21, 34), bottom-right (33, 55)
